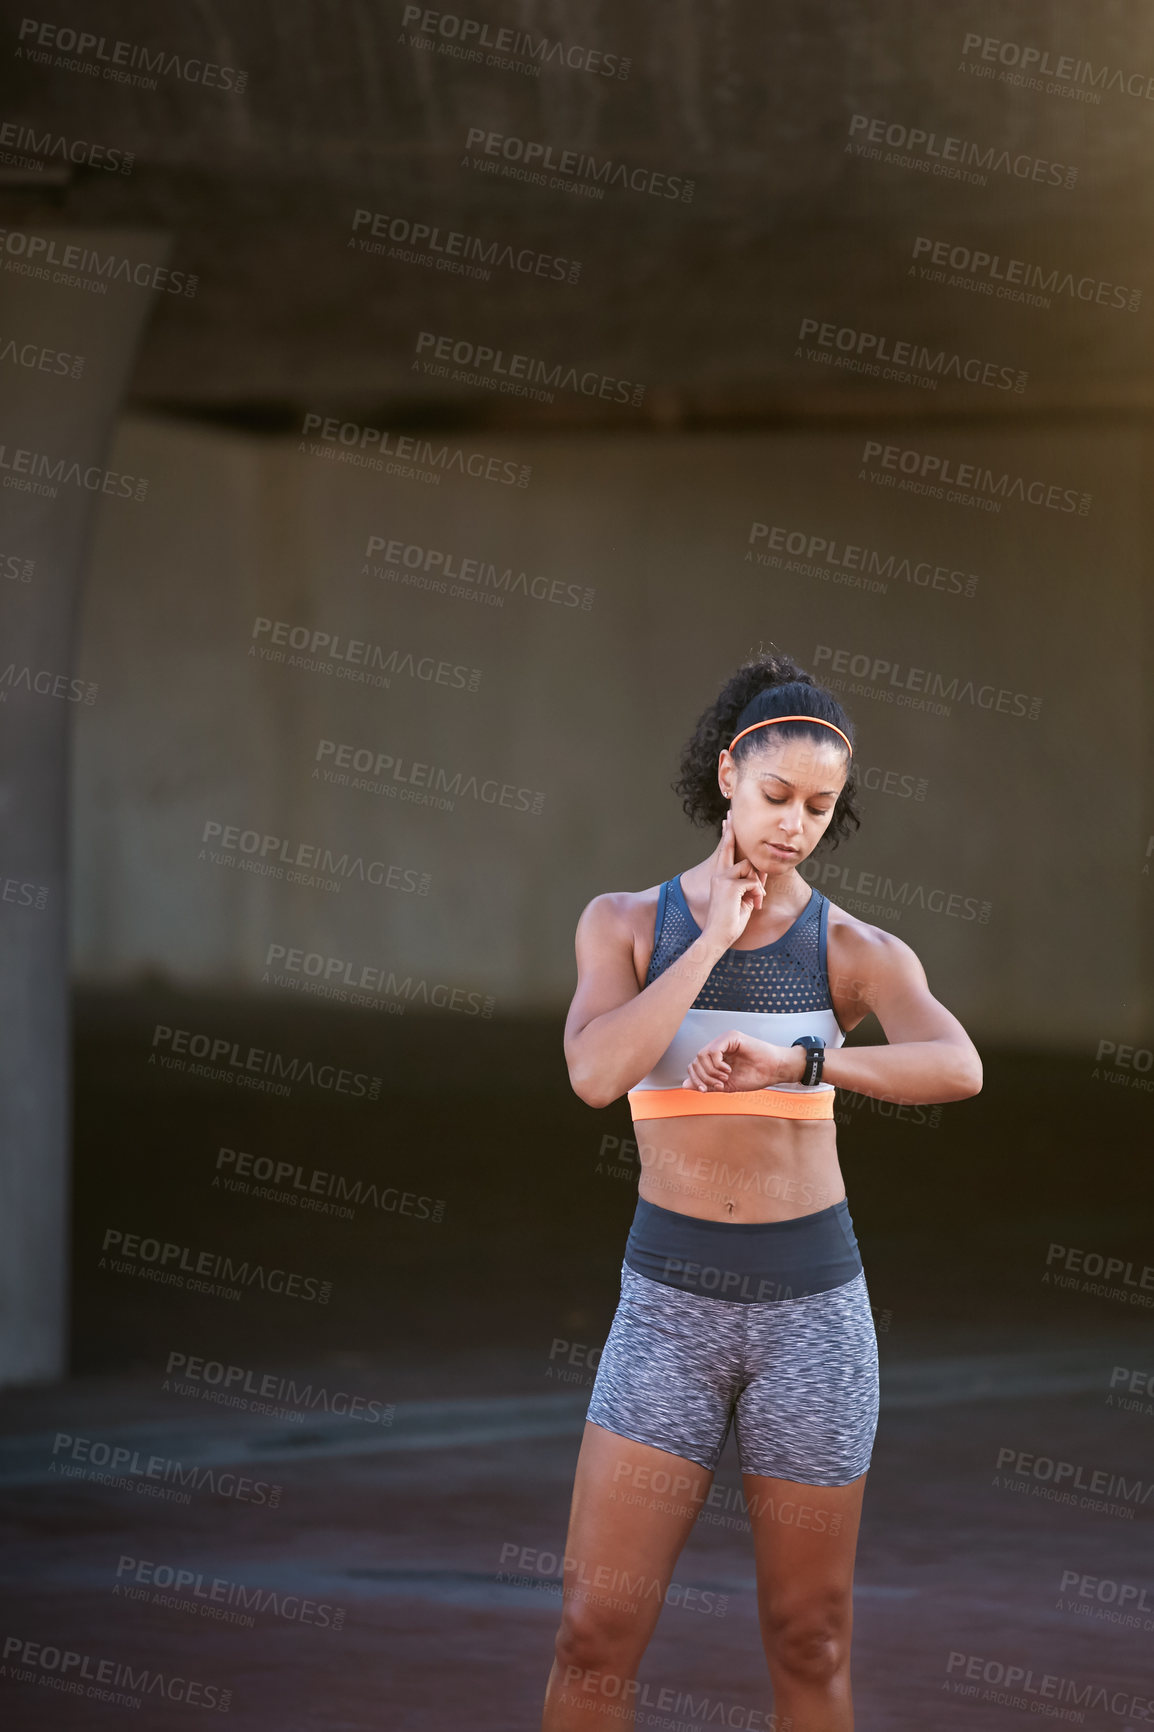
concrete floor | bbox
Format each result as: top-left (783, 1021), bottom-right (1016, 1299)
top-left (3, 1329), bottom-right (1154, 1730)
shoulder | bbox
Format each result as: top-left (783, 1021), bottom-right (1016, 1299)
top-left (572, 883), bottom-right (669, 993)
top-left (824, 896), bottom-right (908, 958)
top-left (822, 894), bottom-right (926, 1006)
top-left (575, 883), bottom-right (664, 945)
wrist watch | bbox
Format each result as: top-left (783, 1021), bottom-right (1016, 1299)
top-left (791, 1034), bottom-right (826, 1086)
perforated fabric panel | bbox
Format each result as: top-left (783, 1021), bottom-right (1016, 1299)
top-left (648, 879), bottom-right (700, 981)
top-left (647, 879), bottom-right (832, 1013)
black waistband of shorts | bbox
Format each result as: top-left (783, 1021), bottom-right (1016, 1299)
top-left (623, 1195), bottom-right (862, 1303)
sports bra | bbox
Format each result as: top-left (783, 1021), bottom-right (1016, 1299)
top-left (627, 874), bottom-right (846, 1123)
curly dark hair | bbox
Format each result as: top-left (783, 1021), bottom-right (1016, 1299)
top-left (671, 648), bottom-right (861, 851)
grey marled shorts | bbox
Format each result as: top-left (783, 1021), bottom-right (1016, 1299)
top-left (586, 1261), bottom-right (879, 1485)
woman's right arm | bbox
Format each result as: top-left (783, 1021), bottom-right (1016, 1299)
top-left (563, 813), bottom-right (767, 1108)
top-left (562, 896), bottom-right (729, 1108)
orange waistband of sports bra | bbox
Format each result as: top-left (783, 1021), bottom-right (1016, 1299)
top-left (627, 1086), bottom-right (834, 1122)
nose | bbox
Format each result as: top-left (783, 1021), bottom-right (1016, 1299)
top-left (778, 803), bottom-right (805, 838)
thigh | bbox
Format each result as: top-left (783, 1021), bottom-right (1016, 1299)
top-left (560, 1420), bottom-right (714, 1640)
top-left (733, 1270), bottom-right (879, 1485)
top-left (556, 1264), bottom-right (741, 1655)
top-left (741, 1469), bottom-right (867, 1617)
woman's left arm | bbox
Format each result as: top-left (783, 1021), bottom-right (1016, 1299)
top-left (820, 926), bottom-right (982, 1103)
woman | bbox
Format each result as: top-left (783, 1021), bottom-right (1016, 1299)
top-left (541, 650), bottom-right (982, 1732)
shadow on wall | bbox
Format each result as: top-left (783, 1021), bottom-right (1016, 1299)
top-left (71, 982), bottom-right (1154, 1379)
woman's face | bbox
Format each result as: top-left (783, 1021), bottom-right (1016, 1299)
top-left (719, 736), bottom-right (848, 873)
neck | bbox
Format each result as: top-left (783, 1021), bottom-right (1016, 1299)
top-left (691, 850), bottom-right (805, 907)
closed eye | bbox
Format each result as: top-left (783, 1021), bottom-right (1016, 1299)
top-left (765, 795), bottom-right (832, 817)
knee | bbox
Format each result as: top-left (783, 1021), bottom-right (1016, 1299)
top-left (763, 1595), bottom-right (851, 1688)
top-left (553, 1601), bottom-right (638, 1685)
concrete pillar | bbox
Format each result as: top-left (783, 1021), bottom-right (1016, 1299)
top-left (0, 226), bottom-right (171, 1384)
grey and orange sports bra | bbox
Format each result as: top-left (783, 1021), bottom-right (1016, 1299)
top-left (627, 874), bottom-right (846, 1124)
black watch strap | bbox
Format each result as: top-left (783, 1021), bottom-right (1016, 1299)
top-left (791, 1035), bottom-right (826, 1086)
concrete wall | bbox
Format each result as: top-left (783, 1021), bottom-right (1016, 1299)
top-left (71, 411), bottom-right (1150, 1045)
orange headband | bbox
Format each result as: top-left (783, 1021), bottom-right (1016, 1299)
top-left (728, 716), bottom-right (853, 756)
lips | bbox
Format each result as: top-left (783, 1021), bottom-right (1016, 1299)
top-left (767, 843), bottom-right (797, 856)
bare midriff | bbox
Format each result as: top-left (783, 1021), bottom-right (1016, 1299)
top-left (633, 1112), bottom-right (845, 1224)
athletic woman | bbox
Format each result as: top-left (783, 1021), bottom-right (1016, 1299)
top-left (541, 651), bottom-right (982, 1732)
